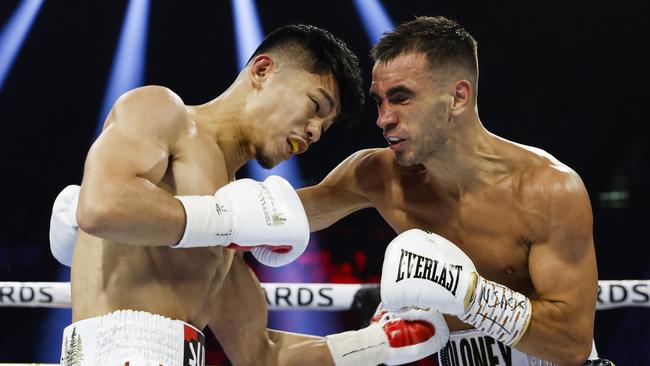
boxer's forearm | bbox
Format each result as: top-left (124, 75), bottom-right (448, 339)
top-left (77, 176), bottom-right (185, 246)
top-left (514, 300), bottom-right (594, 365)
top-left (266, 330), bottom-right (334, 366)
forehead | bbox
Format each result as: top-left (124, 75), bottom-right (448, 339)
top-left (370, 53), bottom-right (430, 92)
top-left (291, 69), bottom-right (341, 106)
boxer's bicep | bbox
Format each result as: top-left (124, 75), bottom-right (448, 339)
top-left (299, 149), bottom-right (377, 231)
top-left (529, 172), bottom-right (597, 322)
top-left (519, 172), bottom-right (597, 360)
top-left (298, 184), bottom-right (371, 232)
top-left (77, 86), bottom-right (189, 244)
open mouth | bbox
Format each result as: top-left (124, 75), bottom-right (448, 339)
top-left (287, 138), bottom-right (301, 155)
top-left (386, 136), bottom-right (406, 146)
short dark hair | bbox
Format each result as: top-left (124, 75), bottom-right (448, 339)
top-left (371, 16), bottom-right (478, 83)
top-left (248, 24), bottom-right (364, 124)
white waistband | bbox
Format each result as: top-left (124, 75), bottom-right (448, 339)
top-left (439, 329), bottom-right (598, 366)
top-left (60, 309), bottom-right (205, 366)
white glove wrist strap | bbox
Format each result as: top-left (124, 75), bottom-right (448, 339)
top-left (171, 195), bottom-right (233, 248)
top-left (68, 195), bottom-right (79, 228)
top-left (461, 275), bottom-right (532, 346)
top-left (325, 324), bottom-right (389, 366)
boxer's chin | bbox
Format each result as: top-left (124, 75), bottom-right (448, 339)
top-left (393, 150), bottom-right (420, 167)
top-left (255, 149), bottom-right (280, 169)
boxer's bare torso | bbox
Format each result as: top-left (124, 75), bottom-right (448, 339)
top-left (62, 24), bottom-right (368, 363)
top-left (73, 86), bottom-right (237, 327)
top-left (298, 51), bottom-right (598, 363)
top-left (300, 139), bottom-right (596, 332)
top-left (70, 51), bottom-right (347, 363)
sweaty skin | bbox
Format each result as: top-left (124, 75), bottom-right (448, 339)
top-left (73, 52), bottom-right (341, 366)
top-left (298, 53), bottom-right (597, 365)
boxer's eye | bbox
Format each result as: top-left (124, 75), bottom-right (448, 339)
top-left (390, 93), bottom-right (409, 104)
top-left (311, 98), bottom-right (320, 113)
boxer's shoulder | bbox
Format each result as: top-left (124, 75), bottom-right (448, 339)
top-left (108, 85), bottom-right (192, 136)
top-left (327, 148), bottom-right (385, 184)
top-left (342, 148), bottom-right (397, 191)
top-left (346, 147), bottom-right (386, 165)
top-left (347, 148), bottom-right (406, 175)
top-left (114, 85), bottom-right (186, 115)
top-left (333, 148), bottom-right (431, 202)
top-left (518, 160), bottom-right (587, 209)
top-left (504, 140), bottom-right (583, 195)
top-left (513, 154), bottom-right (591, 244)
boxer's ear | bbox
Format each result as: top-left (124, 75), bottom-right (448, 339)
top-left (249, 55), bottom-right (273, 87)
top-left (450, 79), bottom-right (472, 117)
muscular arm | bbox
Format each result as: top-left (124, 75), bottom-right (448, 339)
top-left (515, 169), bottom-right (598, 365)
top-left (209, 254), bottom-right (334, 366)
top-left (76, 86), bottom-right (190, 246)
top-left (298, 149), bottom-right (376, 232)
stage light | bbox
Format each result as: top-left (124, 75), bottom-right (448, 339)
top-left (0, 0), bottom-right (44, 92)
top-left (352, 0), bottom-right (394, 44)
top-left (94, 0), bottom-right (150, 138)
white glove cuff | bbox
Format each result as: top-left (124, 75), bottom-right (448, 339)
top-left (171, 195), bottom-right (232, 248)
top-left (67, 195), bottom-right (79, 228)
top-left (325, 324), bottom-right (389, 366)
top-left (461, 275), bottom-right (532, 346)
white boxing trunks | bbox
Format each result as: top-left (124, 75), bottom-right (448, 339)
top-left (438, 328), bottom-right (599, 366)
top-left (59, 309), bottom-right (205, 366)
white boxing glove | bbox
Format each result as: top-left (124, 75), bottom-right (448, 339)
top-left (326, 303), bottom-right (449, 366)
top-left (381, 229), bottom-right (477, 316)
top-left (174, 175), bottom-right (309, 267)
top-left (49, 185), bottom-right (81, 266)
top-left (381, 229), bottom-right (533, 346)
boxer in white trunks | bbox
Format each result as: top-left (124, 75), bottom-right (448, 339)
top-left (50, 24), bottom-right (450, 366)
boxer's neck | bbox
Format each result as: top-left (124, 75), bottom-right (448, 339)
top-left (421, 115), bottom-right (510, 198)
top-left (189, 83), bottom-right (257, 178)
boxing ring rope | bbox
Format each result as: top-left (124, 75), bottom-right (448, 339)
top-left (1, 280), bottom-right (649, 311)
top-left (1, 280), bottom-right (645, 365)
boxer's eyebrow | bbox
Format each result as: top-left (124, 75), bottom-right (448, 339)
top-left (369, 85), bottom-right (414, 105)
top-left (385, 85), bottom-right (414, 99)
